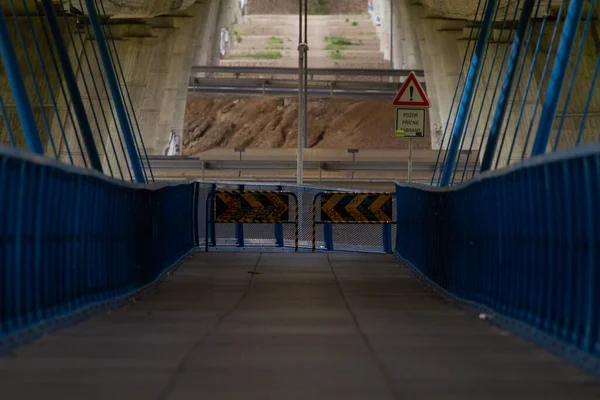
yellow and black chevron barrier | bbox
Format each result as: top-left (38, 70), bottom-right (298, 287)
top-left (312, 192), bottom-right (394, 252)
top-left (213, 190), bottom-right (298, 251)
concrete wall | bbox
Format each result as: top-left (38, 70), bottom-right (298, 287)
top-left (0, 0), bottom-right (236, 169)
top-left (385, 0), bottom-right (599, 168)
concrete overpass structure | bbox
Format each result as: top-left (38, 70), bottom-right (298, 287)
top-left (1, 0), bottom-right (597, 179)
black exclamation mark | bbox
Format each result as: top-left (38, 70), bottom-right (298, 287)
top-left (410, 86), bottom-right (414, 101)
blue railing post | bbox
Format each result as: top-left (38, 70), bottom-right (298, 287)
top-left (192, 182), bottom-right (200, 247)
top-left (383, 224), bottom-right (393, 253)
top-left (480, 0), bottom-right (535, 172)
top-left (532, 0), bottom-right (585, 156)
top-left (324, 224), bottom-right (334, 251)
top-left (83, 0), bottom-right (145, 182)
top-left (441, 0), bottom-right (497, 185)
top-left (39, 0), bottom-right (103, 170)
top-left (274, 185), bottom-right (284, 247)
top-left (210, 184), bottom-right (217, 247)
top-left (236, 185), bottom-right (245, 247)
top-left (0, 7), bottom-right (44, 154)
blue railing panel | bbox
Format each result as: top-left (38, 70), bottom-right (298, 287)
top-left (396, 143), bottom-right (600, 372)
top-left (0, 147), bottom-right (195, 348)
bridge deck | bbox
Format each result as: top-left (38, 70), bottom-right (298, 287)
top-left (1, 253), bottom-right (598, 399)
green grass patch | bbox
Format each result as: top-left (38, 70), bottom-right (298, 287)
top-left (267, 36), bottom-right (284, 50)
top-left (229, 51), bottom-right (282, 60)
top-left (330, 49), bottom-right (344, 60)
top-left (352, 21), bottom-right (359, 26)
top-left (233, 29), bottom-right (243, 44)
top-left (324, 36), bottom-right (352, 51)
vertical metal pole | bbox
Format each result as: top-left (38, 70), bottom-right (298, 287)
top-left (274, 185), bottom-right (284, 247)
top-left (408, 138), bottom-right (413, 183)
top-left (481, 0), bottom-right (535, 172)
top-left (324, 224), bottom-right (334, 251)
top-left (297, 0), bottom-right (307, 184)
top-left (210, 184), bottom-right (217, 247)
top-left (84, 0), bottom-right (145, 182)
top-left (304, 0), bottom-right (309, 148)
top-left (40, 0), bottom-right (103, 169)
top-left (532, 0), bottom-right (585, 156)
top-left (389, 0), bottom-right (394, 69)
top-left (0, 6), bottom-right (44, 154)
top-left (235, 185), bottom-right (245, 247)
top-left (382, 223), bottom-right (392, 253)
top-left (440, 0), bottom-right (497, 186)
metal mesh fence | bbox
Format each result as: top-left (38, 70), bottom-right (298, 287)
top-left (199, 182), bottom-right (396, 253)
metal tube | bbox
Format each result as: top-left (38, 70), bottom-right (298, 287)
top-left (408, 138), bottom-right (413, 183)
top-left (440, 0), bottom-right (497, 186)
top-left (297, 0), bottom-right (307, 184)
top-left (84, 0), bottom-right (145, 182)
top-left (304, 0), bottom-right (308, 148)
top-left (40, 0), bottom-right (103, 169)
top-left (297, 47), bottom-right (304, 184)
top-left (0, 6), bottom-right (44, 154)
top-left (390, 0), bottom-right (394, 69)
top-left (532, 0), bottom-right (585, 156)
top-left (304, 46), bottom-right (309, 147)
top-left (481, 0), bottom-right (536, 171)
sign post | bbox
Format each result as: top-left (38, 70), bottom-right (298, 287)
top-left (392, 71), bottom-right (430, 183)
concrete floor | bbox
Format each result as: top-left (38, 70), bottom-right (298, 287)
top-left (0, 253), bottom-right (599, 399)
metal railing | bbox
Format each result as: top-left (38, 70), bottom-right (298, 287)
top-left (0, 146), bottom-right (195, 352)
top-left (396, 142), bottom-right (600, 376)
top-left (197, 182), bottom-right (397, 253)
top-left (188, 66), bottom-right (427, 98)
top-left (191, 65), bottom-right (424, 79)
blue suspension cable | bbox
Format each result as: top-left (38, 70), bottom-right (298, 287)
top-left (0, 5), bottom-right (44, 154)
top-left (37, 7), bottom-right (82, 166)
top-left (77, 1), bottom-right (131, 181)
top-left (552, 0), bottom-right (596, 151)
top-left (504, 2), bottom-right (558, 166)
top-left (0, 93), bottom-right (16, 147)
top-left (520, 0), bottom-right (567, 159)
top-left (97, 0), bottom-right (154, 182)
top-left (71, 2), bottom-right (125, 179)
top-left (59, 2), bottom-right (114, 177)
top-left (21, 0), bottom-right (74, 164)
top-left (430, 0), bottom-right (485, 185)
top-left (435, 0), bottom-right (487, 185)
top-left (84, 0), bottom-right (146, 183)
top-left (440, 0), bottom-right (498, 186)
top-left (578, 51), bottom-right (600, 145)
top-left (480, 0), bottom-right (536, 175)
top-left (532, 0), bottom-right (585, 156)
top-left (96, 21), bottom-right (145, 182)
top-left (493, 0), bottom-right (545, 170)
top-left (8, 0), bottom-right (59, 159)
top-left (454, 0), bottom-right (513, 183)
top-left (39, 0), bottom-right (102, 171)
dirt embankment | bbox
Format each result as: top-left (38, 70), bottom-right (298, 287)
top-left (246, 0), bottom-right (366, 15)
top-left (183, 96), bottom-right (431, 155)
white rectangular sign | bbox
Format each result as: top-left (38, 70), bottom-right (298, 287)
top-left (395, 108), bottom-right (425, 138)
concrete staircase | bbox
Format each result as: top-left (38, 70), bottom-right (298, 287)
top-left (221, 14), bottom-right (389, 69)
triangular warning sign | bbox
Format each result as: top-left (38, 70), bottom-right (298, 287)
top-left (393, 71), bottom-right (430, 107)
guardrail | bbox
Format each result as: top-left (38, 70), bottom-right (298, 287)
top-left (0, 147), bottom-right (197, 353)
top-left (196, 182), bottom-right (397, 253)
top-left (146, 156), bottom-right (478, 174)
top-left (188, 77), bottom-right (412, 98)
top-left (188, 66), bottom-right (427, 98)
top-left (191, 65), bottom-right (425, 79)
top-left (395, 143), bottom-right (600, 376)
